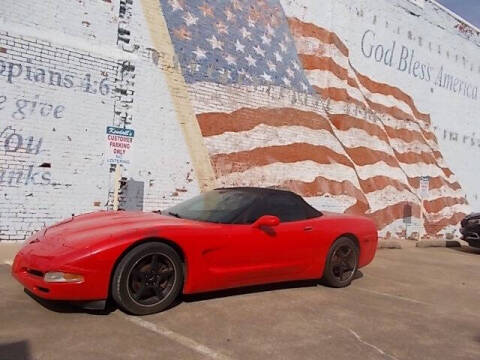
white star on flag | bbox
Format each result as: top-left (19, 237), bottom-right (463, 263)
top-left (238, 68), bottom-right (252, 81)
top-left (267, 60), bottom-right (276, 72)
top-left (245, 54), bottom-right (257, 67)
top-left (261, 34), bottom-right (272, 45)
top-left (225, 8), bottom-right (236, 22)
top-left (225, 54), bottom-right (237, 65)
top-left (218, 68), bottom-right (232, 80)
top-left (216, 21), bottom-right (229, 35)
top-left (207, 35), bottom-right (223, 50)
top-left (286, 67), bottom-right (294, 78)
top-left (232, 0), bottom-right (242, 11)
top-left (198, 3), bottom-right (213, 17)
top-left (254, 45), bottom-right (266, 57)
top-left (183, 12), bottom-right (198, 26)
top-left (266, 23), bottom-right (275, 36)
top-left (235, 39), bottom-right (245, 53)
top-left (193, 46), bottom-right (207, 60)
top-left (241, 27), bottom-right (252, 39)
top-left (274, 51), bottom-right (283, 62)
top-left (261, 72), bottom-right (272, 82)
top-left (168, 0), bottom-right (183, 12)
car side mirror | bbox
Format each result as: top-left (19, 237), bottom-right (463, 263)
top-left (252, 215), bottom-right (280, 228)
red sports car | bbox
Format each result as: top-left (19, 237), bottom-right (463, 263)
top-left (13, 187), bottom-right (377, 315)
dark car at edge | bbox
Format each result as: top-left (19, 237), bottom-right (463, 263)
top-left (460, 213), bottom-right (480, 248)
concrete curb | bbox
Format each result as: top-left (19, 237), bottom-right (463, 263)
top-left (377, 240), bottom-right (402, 249)
top-left (0, 243), bottom-right (22, 264)
top-left (416, 240), bottom-right (462, 248)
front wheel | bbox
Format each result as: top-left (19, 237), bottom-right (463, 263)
top-left (111, 242), bottom-right (183, 315)
top-left (322, 237), bottom-right (359, 288)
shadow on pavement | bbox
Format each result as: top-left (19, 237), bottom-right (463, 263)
top-left (24, 289), bottom-right (117, 316)
top-left (0, 340), bottom-right (31, 360)
top-left (182, 279), bottom-right (318, 303)
top-left (182, 270), bottom-right (364, 304)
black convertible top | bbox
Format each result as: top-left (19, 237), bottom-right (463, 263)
top-left (215, 186), bottom-right (295, 195)
top-left (214, 186), bottom-right (322, 218)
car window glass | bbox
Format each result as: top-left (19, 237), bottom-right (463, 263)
top-left (164, 190), bottom-right (258, 223)
top-left (240, 193), bottom-right (307, 223)
top-left (266, 194), bottom-right (307, 222)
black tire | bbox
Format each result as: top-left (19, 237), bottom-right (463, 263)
top-left (111, 242), bottom-right (183, 315)
top-left (322, 237), bottom-right (359, 288)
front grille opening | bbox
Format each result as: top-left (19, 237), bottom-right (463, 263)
top-left (27, 269), bottom-right (44, 277)
top-left (36, 286), bottom-right (49, 293)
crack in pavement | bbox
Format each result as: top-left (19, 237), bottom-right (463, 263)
top-left (347, 328), bottom-right (399, 360)
top-left (354, 287), bottom-right (430, 305)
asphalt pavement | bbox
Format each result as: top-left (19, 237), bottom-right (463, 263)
top-left (1, 245), bottom-right (480, 360)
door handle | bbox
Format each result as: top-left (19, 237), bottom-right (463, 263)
top-left (304, 226), bottom-right (313, 232)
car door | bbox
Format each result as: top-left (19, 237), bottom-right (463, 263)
top-left (252, 193), bottom-right (316, 281)
top-left (209, 193), bottom-right (316, 287)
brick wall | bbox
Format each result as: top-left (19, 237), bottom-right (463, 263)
top-left (0, 0), bottom-right (199, 241)
top-left (0, 0), bottom-right (479, 241)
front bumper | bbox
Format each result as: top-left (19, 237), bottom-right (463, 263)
top-left (12, 249), bottom-right (109, 301)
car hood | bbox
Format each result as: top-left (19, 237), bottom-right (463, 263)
top-left (36, 211), bottom-right (194, 250)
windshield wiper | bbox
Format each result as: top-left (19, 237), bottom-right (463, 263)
top-left (168, 211), bottom-right (182, 218)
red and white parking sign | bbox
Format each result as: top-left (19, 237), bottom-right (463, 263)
top-left (106, 126), bottom-right (134, 165)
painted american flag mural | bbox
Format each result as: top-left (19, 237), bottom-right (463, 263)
top-left (159, 0), bottom-right (469, 237)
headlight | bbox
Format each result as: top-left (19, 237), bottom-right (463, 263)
top-left (44, 272), bottom-right (84, 283)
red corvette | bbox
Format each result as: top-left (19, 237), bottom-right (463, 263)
top-left (13, 187), bottom-right (377, 315)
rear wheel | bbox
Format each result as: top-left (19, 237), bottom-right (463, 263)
top-left (322, 237), bottom-right (359, 288)
top-left (111, 242), bottom-right (183, 315)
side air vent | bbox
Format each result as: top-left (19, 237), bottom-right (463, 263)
top-left (27, 269), bottom-right (44, 277)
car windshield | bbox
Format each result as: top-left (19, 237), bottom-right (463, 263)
top-left (163, 189), bottom-right (259, 224)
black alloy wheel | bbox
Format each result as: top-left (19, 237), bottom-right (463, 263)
top-left (112, 242), bottom-right (183, 315)
top-left (322, 237), bottom-right (359, 288)
top-left (128, 253), bottom-right (175, 306)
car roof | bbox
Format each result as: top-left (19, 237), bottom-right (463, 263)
top-left (213, 186), bottom-right (296, 196)
top-left (214, 187), bottom-right (323, 218)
